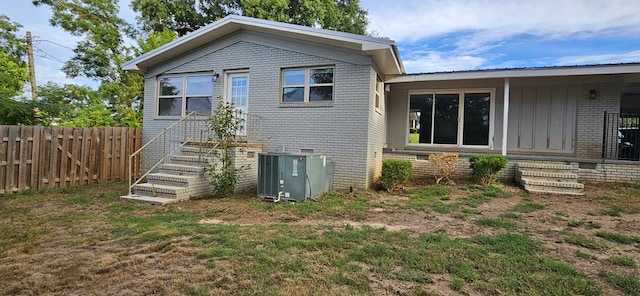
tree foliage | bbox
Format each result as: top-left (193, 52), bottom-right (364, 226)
top-left (132, 0), bottom-right (368, 35)
top-left (0, 14), bottom-right (28, 100)
top-left (36, 82), bottom-right (116, 127)
top-left (31, 0), bottom-right (178, 127)
top-left (32, 0), bottom-right (143, 126)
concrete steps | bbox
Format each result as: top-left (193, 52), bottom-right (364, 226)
top-left (120, 194), bottom-right (179, 205)
top-left (516, 162), bottom-right (584, 196)
top-left (121, 144), bottom-right (216, 204)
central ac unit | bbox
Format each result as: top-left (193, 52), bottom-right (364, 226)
top-left (257, 152), bottom-right (332, 202)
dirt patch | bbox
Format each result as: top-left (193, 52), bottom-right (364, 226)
top-left (1, 181), bottom-right (639, 295)
top-left (194, 182), bottom-right (639, 295)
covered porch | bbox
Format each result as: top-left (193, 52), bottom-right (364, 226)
top-left (383, 63), bottom-right (640, 185)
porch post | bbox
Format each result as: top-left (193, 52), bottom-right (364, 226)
top-left (501, 78), bottom-right (510, 156)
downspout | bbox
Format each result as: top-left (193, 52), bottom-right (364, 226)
top-left (502, 78), bottom-right (510, 156)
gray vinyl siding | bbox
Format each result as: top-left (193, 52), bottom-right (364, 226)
top-left (507, 85), bottom-right (577, 153)
top-left (142, 33), bottom-right (376, 189)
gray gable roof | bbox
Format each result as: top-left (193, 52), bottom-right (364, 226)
top-left (123, 15), bottom-right (404, 75)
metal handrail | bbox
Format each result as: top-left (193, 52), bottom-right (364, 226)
top-left (127, 110), bottom-right (262, 196)
top-left (128, 111), bottom-right (204, 195)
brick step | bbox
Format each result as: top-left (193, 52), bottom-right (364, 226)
top-left (159, 163), bottom-right (205, 176)
top-left (520, 178), bottom-right (584, 189)
top-left (169, 154), bottom-right (211, 166)
top-left (516, 162), bottom-right (573, 172)
top-left (147, 173), bottom-right (198, 187)
top-left (120, 194), bottom-right (182, 205)
top-left (517, 161), bottom-right (585, 195)
top-left (180, 146), bottom-right (222, 157)
top-left (517, 170), bottom-right (578, 183)
top-left (133, 183), bottom-right (189, 200)
top-left (523, 186), bottom-right (585, 196)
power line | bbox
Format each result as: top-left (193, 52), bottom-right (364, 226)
top-left (33, 37), bottom-right (74, 50)
top-left (35, 54), bottom-right (65, 64)
top-left (33, 46), bottom-right (66, 63)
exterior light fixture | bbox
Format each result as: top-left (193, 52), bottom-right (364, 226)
top-left (213, 73), bottom-right (220, 82)
top-left (589, 89), bottom-right (597, 100)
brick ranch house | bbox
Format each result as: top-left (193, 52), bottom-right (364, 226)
top-left (121, 15), bottom-right (640, 202)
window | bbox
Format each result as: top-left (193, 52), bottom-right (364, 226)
top-left (282, 67), bottom-right (333, 103)
top-left (158, 74), bottom-right (213, 116)
top-left (408, 90), bottom-right (493, 147)
top-left (375, 80), bottom-right (383, 110)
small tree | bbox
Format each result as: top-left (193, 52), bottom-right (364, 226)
top-left (206, 101), bottom-right (248, 197)
top-left (469, 154), bottom-right (508, 185)
top-left (378, 159), bottom-right (413, 192)
top-left (428, 153), bottom-right (459, 185)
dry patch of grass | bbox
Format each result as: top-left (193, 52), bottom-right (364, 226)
top-left (0, 181), bottom-right (639, 295)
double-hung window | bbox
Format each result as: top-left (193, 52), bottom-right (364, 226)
top-left (408, 90), bottom-right (493, 147)
top-left (158, 74), bottom-right (213, 116)
top-left (281, 67), bottom-right (334, 103)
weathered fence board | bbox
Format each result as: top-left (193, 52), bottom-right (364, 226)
top-left (0, 126), bottom-right (142, 193)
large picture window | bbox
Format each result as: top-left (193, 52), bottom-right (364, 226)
top-left (158, 74), bottom-right (213, 116)
top-left (408, 90), bottom-right (492, 146)
top-left (282, 67), bottom-right (334, 103)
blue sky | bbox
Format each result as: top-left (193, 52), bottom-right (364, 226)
top-left (2, 0), bottom-right (640, 89)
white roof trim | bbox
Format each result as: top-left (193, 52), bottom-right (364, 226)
top-left (123, 15), bottom-right (404, 75)
top-left (387, 63), bottom-right (640, 83)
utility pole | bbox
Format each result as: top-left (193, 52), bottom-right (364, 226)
top-left (26, 31), bottom-right (37, 101)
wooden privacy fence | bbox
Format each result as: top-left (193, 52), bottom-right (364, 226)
top-left (0, 126), bottom-right (143, 193)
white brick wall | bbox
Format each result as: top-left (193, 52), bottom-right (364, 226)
top-left (578, 162), bottom-right (640, 184)
top-left (383, 152), bottom-right (516, 183)
top-left (229, 145), bottom-right (262, 192)
top-left (575, 83), bottom-right (621, 158)
top-left (385, 151), bottom-right (640, 185)
top-left (365, 67), bottom-right (385, 187)
top-left (142, 35), bottom-right (377, 190)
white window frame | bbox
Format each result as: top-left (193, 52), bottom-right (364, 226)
top-left (375, 79), bottom-right (383, 114)
top-left (281, 66), bottom-right (334, 103)
top-left (156, 73), bottom-right (214, 118)
top-left (406, 88), bottom-right (495, 148)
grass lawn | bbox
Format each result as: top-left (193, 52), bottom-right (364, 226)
top-left (409, 133), bottom-right (419, 143)
top-left (1, 181), bottom-right (639, 295)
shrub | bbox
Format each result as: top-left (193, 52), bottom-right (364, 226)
top-left (428, 153), bottom-right (458, 185)
top-left (469, 154), bottom-right (508, 184)
top-left (205, 101), bottom-right (249, 197)
top-left (378, 159), bottom-right (412, 191)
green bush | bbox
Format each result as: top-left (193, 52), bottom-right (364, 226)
top-left (378, 159), bottom-right (413, 191)
top-left (469, 154), bottom-right (508, 184)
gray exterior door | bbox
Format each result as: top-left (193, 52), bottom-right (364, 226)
top-left (507, 86), bottom-right (577, 152)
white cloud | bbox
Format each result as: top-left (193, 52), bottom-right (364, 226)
top-left (363, 0), bottom-right (640, 43)
top-left (402, 52), bottom-right (486, 73)
top-left (555, 50), bottom-right (640, 65)
top-left (363, 0), bottom-right (640, 72)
